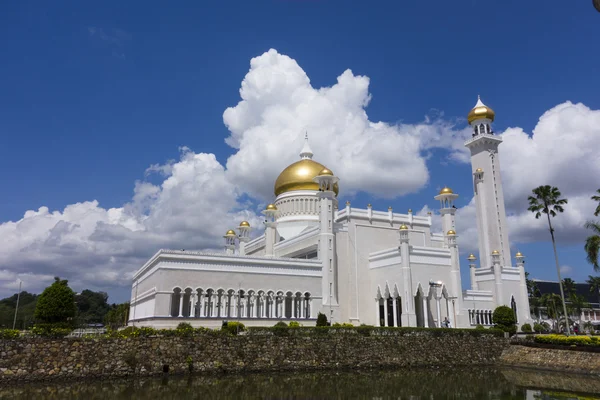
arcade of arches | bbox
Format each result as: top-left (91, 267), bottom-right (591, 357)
top-left (169, 288), bottom-right (313, 319)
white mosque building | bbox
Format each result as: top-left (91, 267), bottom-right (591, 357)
top-left (129, 98), bottom-right (531, 329)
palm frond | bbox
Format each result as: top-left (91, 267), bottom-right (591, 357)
top-left (584, 234), bottom-right (600, 272)
top-left (585, 221), bottom-right (600, 235)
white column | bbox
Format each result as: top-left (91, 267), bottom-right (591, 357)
top-left (231, 295), bottom-right (237, 318)
top-left (252, 296), bottom-right (258, 318)
top-left (436, 298), bottom-right (442, 327)
top-left (375, 299), bottom-right (381, 326)
top-left (199, 294), bottom-right (205, 317)
top-left (261, 296), bottom-right (267, 318)
top-left (279, 297), bottom-right (284, 318)
top-left (308, 298), bottom-right (313, 319)
top-left (178, 293), bottom-right (184, 317)
top-left (392, 298), bottom-right (398, 327)
top-left (301, 299), bottom-right (306, 319)
top-left (190, 293), bottom-right (196, 318)
top-left (383, 298), bottom-right (389, 327)
top-left (292, 297), bottom-right (297, 319)
top-left (423, 298), bottom-right (429, 328)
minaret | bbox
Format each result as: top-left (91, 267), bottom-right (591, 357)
top-left (237, 221), bottom-right (251, 256)
top-left (434, 187), bottom-right (458, 234)
top-left (263, 204), bottom-right (278, 256)
top-left (399, 224), bottom-right (413, 326)
top-left (224, 229), bottom-right (236, 255)
top-left (464, 96), bottom-right (511, 269)
top-left (515, 251), bottom-right (530, 321)
top-left (313, 167), bottom-right (339, 321)
top-left (468, 254), bottom-right (478, 290)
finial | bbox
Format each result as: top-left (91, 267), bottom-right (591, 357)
top-left (346, 200), bottom-right (350, 206)
top-left (367, 203), bottom-right (372, 208)
top-left (300, 131), bottom-right (313, 160)
top-left (408, 208), bottom-right (412, 213)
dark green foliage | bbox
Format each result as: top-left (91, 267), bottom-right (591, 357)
top-left (492, 306), bottom-right (516, 334)
top-left (177, 322), bottom-right (193, 330)
top-left (221, 321), bottom-right (246, 335)
top-left (34, 277), bottom-right (77, 326)
top-left (104, 302), bottom-right (130, 329)
top-left (475, 325), bottom-right (485, 330)
top-left (274, 321), bottom-right (288, 328)
top-left (0, 329), bottom-right (20, 339)
top-left (0, 291), bottom-right (38, 329)
top-left (75, 290), bottom-right (110, 325)
top-left (316, 312), bottom-right (329, 327)
top-left (521, 323), bottom-right (532, 333)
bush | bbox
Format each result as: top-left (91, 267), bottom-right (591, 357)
top-left (34, 277), bottom-right (77, 326)
top-left (273, 321), bottom-right (288, 328)
top-left (316, 312), bottom-right (329, 327)
top-left (535, 334), bottom-right (600, 347)
top-left (475, 324), bottom-right (485, 330)
top-left (0, 329), bottom-right (20, 339)
top-left (332, 323), bottom-right (354, 328)
top-left (521, 323), bottom-right (532, 333)
top-left (533, 323), bottom-right (544, 333)
top-left (221, 321), bottom-right (245, 335)
top-left (177, 322), bottom-right (193, 330)
top-left (288, 321), bottom-right (301, 328)
top-left (492, 306), bottom-right (516, 335)
top-left (31, 325), bottom-right (72, 338)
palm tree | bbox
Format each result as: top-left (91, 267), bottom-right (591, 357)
top-left (528, 185), bottom-right (571, 335)
top-left (540, 293), bottom-right (563, 331)
top-left (568, 293), bottom-right (589, 333)
top-left (592, 189), bottom-right (600, 217)
top-left (587, 275), bottom-right (600, 307)
top-left (584, 221), bottom-right (600, 272)
top-left (562, 278), bottom-right (576, 298)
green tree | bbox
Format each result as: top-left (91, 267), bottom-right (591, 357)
top-left (527, 185), bottom-right (570, 335)
top-left (587, 275), bottom-right (600, 306)
top-left (592, 188), bottom-right (600, 217)
top-left (584, 221), bottom-right (600, 272)
top-left (34, 277), bottom-right (77, 326)
top-left (492, 306), bottom-right (516, 334)
top-left (316, 312), bottom-right (329, 327)
top-left (562, 278), bottom-right (576, 298)
top-left (567, 293), bottom-right (589, 329)
top-left (75, 290), bottom-right (110, 325)
top-left (104, 302), bottom-right (130, 329)
top-left (540, 293), bottom-right (563, 332)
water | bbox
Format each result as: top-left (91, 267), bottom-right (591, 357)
top-left (1, 367), bottom-right (599, 399)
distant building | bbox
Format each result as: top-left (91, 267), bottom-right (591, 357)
top-left (530, 279), bottom-right (600, 328)
top-left (128, 97), bottom-right (532, 329)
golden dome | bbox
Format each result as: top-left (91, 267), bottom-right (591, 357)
top-left (492, 250), bottom-right (500, 255)
top-left (468, 96), bottom-right (495, 124)
top-left (399, 224), bottom-right (409, 230)
top-left (239, 221), bottom-right (250, 227)
top-left (515, 251), bottom-right (524, 257)
top-left (439, 186), bottom-right (453, 195)
top-left (266, 204), bottom-right (277, 211)
top-left (225, 229), bottom-right (236, 237)
top-left (447, 230), bottom-right (456, 235)
top-left (318, 168), bottom-right (334, 176)
top-left (467, 253), bottom-right (477, 261)
top-left (475, 168), bottom-right (483, 173)
top-left (274, 159), bottom-right (339, 196)
top-left (345, 200), bottom-right (351, 206)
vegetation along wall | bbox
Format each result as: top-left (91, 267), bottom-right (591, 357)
top-left (0, 328), bottom-right (509, 382)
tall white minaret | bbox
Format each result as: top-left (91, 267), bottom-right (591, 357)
top-left (464, 96), bottom-right (511, 269)
top-left (313, 167), bottom-right (339, 321)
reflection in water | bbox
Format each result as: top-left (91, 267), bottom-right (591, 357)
top-left (1, 367), bottom-right (599, 399)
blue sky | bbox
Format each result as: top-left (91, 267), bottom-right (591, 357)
top-left (1, 1), bottom-right (599, 302)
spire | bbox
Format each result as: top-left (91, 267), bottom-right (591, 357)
top-left (474, 95), bottom-right (485, 108)
top-left (299, 131), bottom-right (313, 160)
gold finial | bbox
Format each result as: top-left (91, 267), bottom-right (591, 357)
top-left (408, 208), bottom-right (412, 213)
top-left (399, 224), bottom-right (408, 230)
top-left (318, 168), bottom-right (334, 176)
top-left (468, 96), bottom-right (495, 124)
top-left (346, 200), bottom-right (350, 206)
top-left (446, 230), bottom-right (456, 235)
top-left (492, 250), bottom-right (500, 255)
top-left (266, 204), bottom-right (277, 211)
top-left (388, 206), bottom-right (393, 211)
top-left (475, 168), bottom-right (483, 173)
top-left (225, 229), bottom-right (236, 237)
top-left (467, 253), bottom-right (477, 261)
top-left (367, 203), bottom-right (372, 208)
top-left (239, 221), bottom-right (250, 227)
top-left (439, 187), bottom-right (453, 195)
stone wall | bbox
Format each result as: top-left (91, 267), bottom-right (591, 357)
top-left (0, 332), bottom-right (509, 382)
top-left (499, 345), bottom-right (600, 375)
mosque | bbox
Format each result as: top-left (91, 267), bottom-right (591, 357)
top-left (129, 98), bottom-right (532, 329)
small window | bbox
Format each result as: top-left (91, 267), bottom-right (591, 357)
top-left (329, 258), bottom-right (332, 272)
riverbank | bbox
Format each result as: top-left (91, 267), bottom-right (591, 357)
top-left (499, 344), bottom-right (600, 375)
top-left (0, 329), bottom-right (507, 383)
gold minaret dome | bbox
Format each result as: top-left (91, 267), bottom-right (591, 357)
top-left (492, 250), bottom-right (500, 255)
top-left (515, 251), bottom-right (524, 257)
top-left (439, 186), bottom-right (453, 195)
top-left (266, 204), bottom-right (277, 211)
top-left (475, 168), bottom-right (483, 173)
top-left (225, 229), bottom-right (236, 237)
top-left (447, 229), bottom-right (456, 235)
top-left (468, 96), bottom-right (495, 124)
top-left (399, 224), bottom-right (408, 230)
top-left (467, 253), bottom-right (477, 261)
top-left (239, 221), bottom-right (250, 227)
top-left (273, 133), bottom-right (338, 197)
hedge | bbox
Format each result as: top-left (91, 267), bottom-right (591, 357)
top-left (534, 334), bottom-right (600, 347)
top-left (1, 325), bottom-right (506, 341)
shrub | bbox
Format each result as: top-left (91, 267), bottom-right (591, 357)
top-left (535, 334), bottom-right (600, 347)
top-left (316, 312), bottom-right (329, 327)
top-left (475, 324), bottom-right (485, 330)
top-left (533, 323), bottom-right (544, 333)
top-left (288, 321), bottom-right (301, 328)
top-left (177, 322), bottom-right (193, 330)
top-left (0, 329), bottom-right (20, 339)
top-left (332, 323), bottom-right (354, 328)
top-left (521, 323), bottom-right (532, 333)
top-left (221, 321), bottom-right (245, 335)
top-left (31, 325), bottom-right (72, 338)
top-left (492, 306), bottom-right (516, 335)
top-left (34, 277), bottom-right (76, 326)
top-left (274, 321), bottom-right (288, 328)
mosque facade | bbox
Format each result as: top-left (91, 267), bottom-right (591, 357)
top-left (129, 98), bottom-right (531, 329)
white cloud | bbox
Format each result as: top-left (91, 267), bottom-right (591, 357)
top-left (0, 49), bottom-right (598, 301)
top-left (560, 265), bottom-right (573, 276)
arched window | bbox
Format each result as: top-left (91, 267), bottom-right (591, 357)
top-left (479, 124), bottom-right (485, 135)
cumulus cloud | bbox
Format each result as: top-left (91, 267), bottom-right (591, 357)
top-left (223, 49), bottom-right (469, 200)
top-left (0, 48), bottom-right (598, 300)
